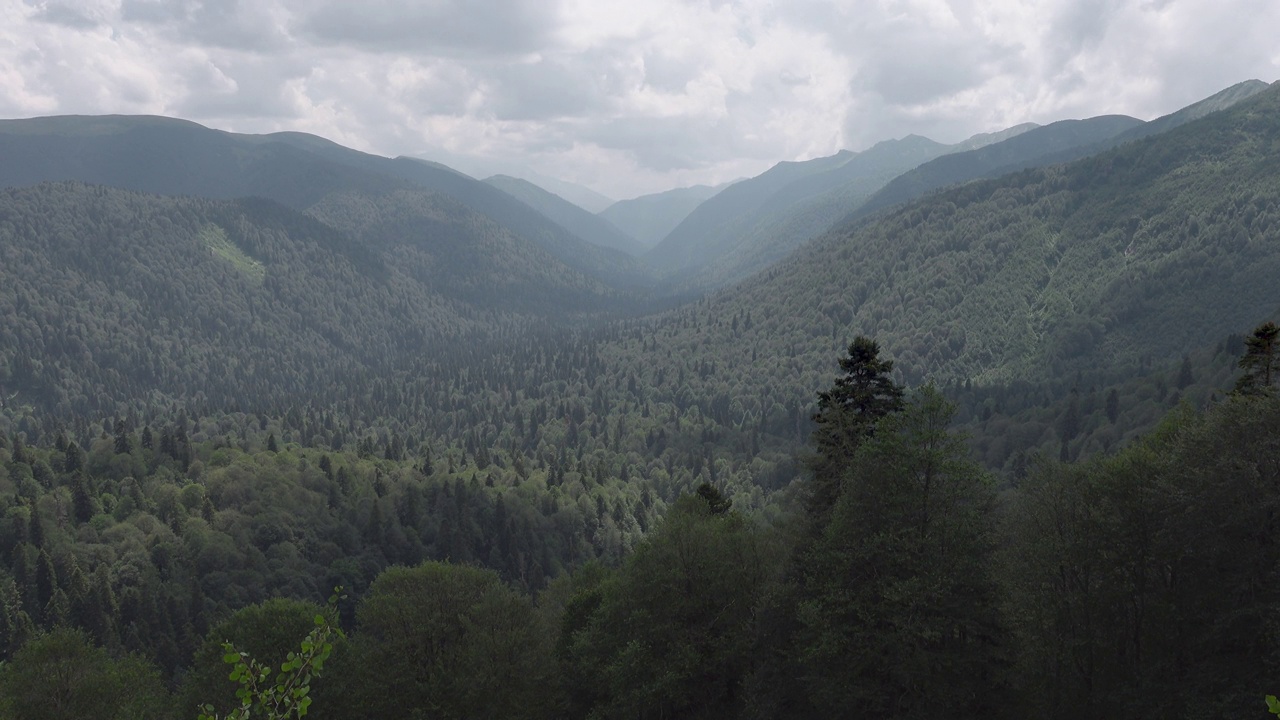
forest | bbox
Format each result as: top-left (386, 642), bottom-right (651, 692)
top-left (0, 83), bottom-right (1278, 719)
top-left (0, 331), bottom-right (1276, 719)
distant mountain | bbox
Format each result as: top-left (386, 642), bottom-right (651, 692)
top-left (483, 175), bottom-right (645, 256)
top-left (0, 115), bottom-right (652, 293)
top-left (850, 115), bottom-right (1144, 221)
top-left (643, 134), bottom-right (971, 288)
top-left (599, 183), bottom-right (728, 250)
top-left (849, 80), bottom-right (1273, 228)
top-left (518, 173), bottom-right (616, 214)
top-left (1124, 79), bottom-right (1270, 140)
top-left (950, 122), bottom-right (1040, 152)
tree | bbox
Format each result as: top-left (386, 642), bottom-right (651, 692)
top-left (795, 386), bottom-right (1007, 719)
top-left (179, 598), bottom-right (330, 719)
top-left (325, 562), bottom-right (555, 720)
top-left (1236, 321), bottom-right (1279, 394)
top-left (0, 628), bottom-right (170, 720)
top-left (559, 492), bottom-right (781, 720)
top-left (807, 336), bottom-right (904, 518)
top-left (1176, 354), bottom-right (1195, 389)
top-left (197, 591), bottom-right (344, 720)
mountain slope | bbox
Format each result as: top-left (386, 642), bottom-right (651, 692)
top-left (520, 173), bottom-right (616, 214)
top-left (598, 184), bottom-right (726, 250)
top-left (483, 175), bottom-right (645, 256)
top-left (0, 181), bottom-right (636, 415)
top-left (595, 81), bottom-right (1280, 451)
top-left (641, 124), bottom-right (1047, 290)
top-left (645, 136), bottom-right (956, 283)
top-left (843, 82), bottom-right (1271, 231)
top-left (851, 115), bottom-right (1143, 221)
top-left (0, 115), bottom-right (652, 293)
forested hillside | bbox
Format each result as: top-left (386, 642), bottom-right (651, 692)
top-left (646, 135), bottom-right (955, 286)
top-left (626, 79), bottom-right (1280, 409)
top-left (0, 116), bottom-right (651, 294)
top-left (849, 79), bottom-right (1270, 227)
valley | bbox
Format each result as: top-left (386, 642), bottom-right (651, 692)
top-left (0, 78), bottom-right (1278, 720)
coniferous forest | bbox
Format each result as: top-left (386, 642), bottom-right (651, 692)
top-left (1, 81), bottom-right (1279, 719)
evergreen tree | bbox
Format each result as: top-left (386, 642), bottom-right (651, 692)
top-left (113, 419), bottom-right (132, 456)
top-left (807, 336), bottom-right (904, 519)
top-left (1236, 321), bottom-right (1279, 394)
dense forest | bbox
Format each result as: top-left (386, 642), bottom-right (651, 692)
top-left (0, 81), bottom-right (1278, 718)
top-left (0, 333), bottom-right (1276, 719)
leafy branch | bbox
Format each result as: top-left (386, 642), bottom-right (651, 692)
top-left (198, 588), bottom-right (345, 720)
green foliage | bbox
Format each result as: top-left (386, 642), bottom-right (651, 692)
top-left (807, 336), bottom-right (905, 520)
top-left (197, 588), bottom-right (343, 720)
top-left (324, 562), bottom-right (554, 720)
top-left (795, 386), bottom-right (1007, 719)
top-left (0, 628), bottom-right (169, 720)
top-left (1002, 392), bottom-right (1280, 719)
top-left (181, 598), bottom-right (332, 718)
top-left (1236, 321), bottom-right (1279, 394)
top-left (559, 491), bottom-right (783, 719)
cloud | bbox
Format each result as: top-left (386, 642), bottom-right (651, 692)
top-left (1, 0), bottom-right (1278, 197)
top-left (297, 0), bottom-right (556, 56)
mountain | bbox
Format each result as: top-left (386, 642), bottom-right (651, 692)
top-left (1124, 79), bottom-right (1270, 140)
top-left (950, 122), bottom-right (1040, 151)
top-left (598, 183), bottom-right (728, 250)
top-left (609, 80), bottom-right (1280, 421)
top-left (0, 181), bottom-right (636, 415)
top-left (850, 114), bottom-right (1144, 221)
top-left (483, 175), bottom-right (645, 256)
top-left (518, 172), bottom-right (616, 214)
top-left (0, 115), bottom-right (652, 293)
top-left (643, 135), bottom-right (960, 287)
top-left (849, 81), bottom-right (1274, 228)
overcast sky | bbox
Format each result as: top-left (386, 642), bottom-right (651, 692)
top-left (3, 0), bottom-right (1278, 199)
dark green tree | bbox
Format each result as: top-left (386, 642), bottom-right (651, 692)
top-left (326, 562), bottom-right (555, 720)
top-left (113, 419), bottom-right (132, 456)
top-left (179, 598), bottom-right (327, 719)
top-left (559, 493), bottom-right (781, 720)
top-left (807, 336), bottom-right (904, 519)
top-left (0, 628), bottom-right (170, 720)
top-left (1236, 321), bottom-right (1279, 394)
top-left (796, 386), bottom-right (1008, 719)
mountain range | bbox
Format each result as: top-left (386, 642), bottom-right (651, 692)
top-left (0, 115), bottom-right (652, 295)
top-left (1, 79), bottom-right (1276, 460)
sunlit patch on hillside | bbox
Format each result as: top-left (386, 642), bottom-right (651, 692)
top-left (200, 224), bottom-right (265, 283)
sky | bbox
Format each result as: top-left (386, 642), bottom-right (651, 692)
top-left (3, 0), bottom-right (1278, 200)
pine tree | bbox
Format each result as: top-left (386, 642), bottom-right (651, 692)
top-left (1236, 321), bottom-right (1279, 394)
top-left (807, 336), bottom-right (904, 520)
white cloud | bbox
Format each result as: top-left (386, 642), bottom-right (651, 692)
top-left (1, 0), bottom-right (1277, 198)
